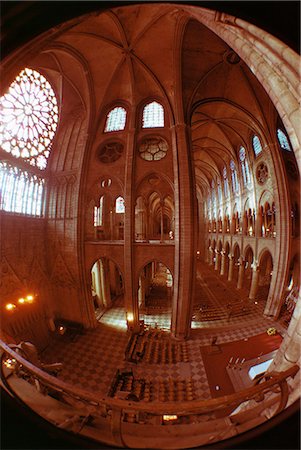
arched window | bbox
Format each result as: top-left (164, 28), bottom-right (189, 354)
top-left (252, 135), bottom-right (262, 156)
top-left (217, 181), bottom-right (222, 204)
top-left (0, 67), bottom-right (58, 170)
top-left (230, 160), bottom-right (239, 194)
top-left (115, 196), bottom-right (125, 213)
top-left (104, 106), bottom-right (127, 132)
top-left (94, 196), bottom-right (104, 226)
top-left (239, 146), bottom-right (251, 186)
top-left (142, 101), bottom-right (164, 128)
top-left (277, 128), bottom-right (292, 151)
top-left (207, 196), bottom-right (212, 220)
top-left (223, 166), bottom-right (229, 199)
top-left (0, 162), bottom-right (44, 216)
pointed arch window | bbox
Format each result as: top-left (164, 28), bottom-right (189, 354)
top-left (230, 160), bottom-right (239, 194)
top-left (239, 146), bottom-right (251, 186)
top-left (104, 106), bottom-right (127, 132)
top-left (207, 196), bottom-right (212, 220)
top-left (252, 135), bottom-right (262, 156)
top-left (94, 196), bottom-right (104, 226)
top-left (217, 181), bottom-right (222, 204)
top-left (223, 166), bottom-right (230, 199)
top-left (142, 101), bottom-right (164, 128)
top-left (277, 128), bottom-right (292, 151)
top-left (0, 67), bottom-right (58, 170)
top-left (115, 196), bottom-right (125, 213)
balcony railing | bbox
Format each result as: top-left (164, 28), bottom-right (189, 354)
top-left (0, 339), bottom-right (299, 449)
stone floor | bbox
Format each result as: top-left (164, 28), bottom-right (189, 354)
top-left (42, 262), bottom-right (286, 403)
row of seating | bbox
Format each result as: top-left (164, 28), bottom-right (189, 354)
top-left (109, 370), bottom-right (196, 402)
top-left (192, 302), bottom-right (251, 322)
top-left (143, 340), bottom-right (189, 364)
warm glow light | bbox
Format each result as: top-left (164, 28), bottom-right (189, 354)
top-left (127, 312), bottom-right (134, 322)
top-left (3, 358), bottom-right (17, 369)
top-left (18, 298), bottom-right (25, 304)
top-left (163, 415), bottom-right (178, 422)
top-left (5, 303), bottom-right (16, 311)
top-left (26, 295), bottom-right (34, 303)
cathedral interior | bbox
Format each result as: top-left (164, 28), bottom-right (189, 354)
top-left (0, 2), bottom-right (300, 449)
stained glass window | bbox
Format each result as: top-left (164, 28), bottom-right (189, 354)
top-left (104, 107), bottom-right (126, 132)
top-left (0, 68), bottom-right (58, 170)
top-left (239, 146), bottom-right (251, 186)
top-left (115, 196), bottom-right (125, 213)
top-left (0, 161), bottom-right (44, 215)
top-left (252, 135), bottom-right (262, 156)
top-left (223, 167), bottom-right (229, 198)
top-left (277, 128), bottom-right (291, 151)
top-left (217, 182), bottom-right (222, 204)
top-left (142, 101), bottom-right (164, 128)
top-left (230, 160), bottom-right (239, 193)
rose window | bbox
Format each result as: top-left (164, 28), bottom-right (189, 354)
top-left (139, 137), bottom-right (168, 161)
top-left (256, 162), bottom-right (269, 185)
top-left (0, 67), bottom-right (58, 170)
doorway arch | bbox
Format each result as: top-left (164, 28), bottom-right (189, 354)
top-left (91, 257), bottom-right (124, 316)
top-left (138, 261), bottom-right (173, 330)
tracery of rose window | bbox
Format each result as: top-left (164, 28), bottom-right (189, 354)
top-left (0, 67), bottom-right (58, 170)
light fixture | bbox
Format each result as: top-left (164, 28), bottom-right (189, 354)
top-left (18, 298), bottom-right (25, 304)
top-left (58, 325), bottom-right (66, 335)
top-left (5, 303), bottom-right (16, 311)
top-left (163, 415), bottom-right (178, 422)
top-left (26, 295), bottom-right (34, 303)
top-left (127, 312), bottom-right (134, 322)
top-left (3, 357), bottom-right (17, 370)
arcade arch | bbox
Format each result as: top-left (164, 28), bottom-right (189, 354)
top-left (138, 261), bottom-right (173, 330)
top-left (91, 258), bottom-right (124, 314)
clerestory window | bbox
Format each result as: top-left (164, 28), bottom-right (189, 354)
top-left (104, 106), bottom-right (126, 132)
top-left (277, 128), bottom-right (292, 151)
top-left (230, 160), bottom-right (239, 194)
top-left (252, 135), bottom-right (262, 157)
top-left (142, 101), bottom-right (164, 128)
top-left (239, 146), bottom-right (251, 186)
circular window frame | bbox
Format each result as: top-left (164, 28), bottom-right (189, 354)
top-left (138, 135), bottom-right (168, 162)
top-left (97, 139), bottom-right (124, 164)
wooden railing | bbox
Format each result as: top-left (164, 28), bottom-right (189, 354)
top-left (0, 339), bottom-right (299, 449)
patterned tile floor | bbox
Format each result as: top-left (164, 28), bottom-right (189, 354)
top-left (42, 263), bottom-right (286, 403)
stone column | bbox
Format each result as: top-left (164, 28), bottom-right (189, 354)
top-left (170, 123), bottom-right (196, 340)
top-left (138, 273), bottom-right (146, 308)
top-left (228, 255), bottom-right (234, 281)
top-left (208, 247), bottom-right (214, 265)
top-left (100, 258), bottom-right (112, 308)
top-left (160, 200), bottom-right (164, 242)
top-left (237, 257), bottom-right (245, 289)
top-left (249, 263), bottom-right (260, 300)
top-left (123, 126), bottom-right (139, 331)
top-left (220, 251), bottom-right (226, 275)
top-left (109, 208), bottom-right (114, 240)
top-left (214, 250), bottom-right (220, 270)
top-left (94, 260), bottom-right (103, 307)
